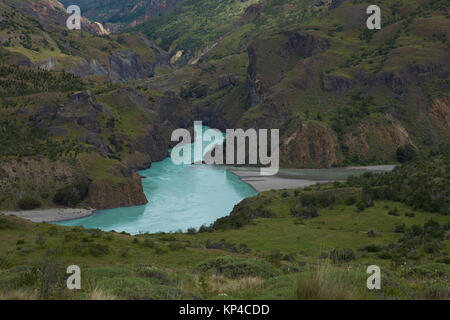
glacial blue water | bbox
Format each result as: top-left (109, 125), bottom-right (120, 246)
top-left (57, 125), bottom-right (257, 234)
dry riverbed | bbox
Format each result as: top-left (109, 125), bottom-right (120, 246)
top-left (0, 208), bottom-right (95, 223)
top-left (228, 165), bottom-right (395, 192)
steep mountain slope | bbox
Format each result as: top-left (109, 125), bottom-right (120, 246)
top-left (0, 0), bottom-right (193, 210)
top-left (0, 0), bottom-right (449, 209)
top-left (59, 0), bottom-right (186, 32)
top-left (141, 0), bottom-right (450, 167)
top-left (0, 0), bottom-right (170, 82)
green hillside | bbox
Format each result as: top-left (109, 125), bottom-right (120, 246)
top-left (0, 0), bottom-right (448, 301)
top-left (0, 157), bottom-right (449, 299)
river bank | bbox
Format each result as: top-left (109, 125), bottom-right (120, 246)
top-left (0, 208), bottom-right (95, 223)
top-left (228, 165), bottom-right (395, 192)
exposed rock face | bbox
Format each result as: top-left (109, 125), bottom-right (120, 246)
top-left (29, 88), bottom-right (184, 209)
top-left (343, 119), bottom-right (412, 158)
top-left (71, 46), bottom-right (170, 82)
top-left (108, 50), bottom-right (155, 82)
top-left (71, 59), bottom-right (108, 77)
top-left (245, 45), bottom-right (261, 107)
top-left (156, 91), bottom-right (194, 129)
top-left (429, 97), bottom-right (450, 134)
top-left (87, 172), bottom-right (148, 209)
top-left (322, 74), bottom-right (355, 91)
top-left (33, 91), bottom-right (110, 155)
top-left (218, 74), bottom-right (238, 90)
top-left (245, 32), bottom-right (330, 107)
top-left (376, 71), bottom-right (407, 96)
top-left (39, 57), bottom-right (56, 71)
top-left (282, 122), bottom-right (338, 167)
top-left (284, 31), bottom-right (330, 58)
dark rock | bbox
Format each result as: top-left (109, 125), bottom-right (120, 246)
top-left (83, 132), bottom-right (110, 156)
top-left (376, 72), bottom-right (407, 95)
top-left (108, 50), bottom-right (155, 82)
top-left (322, 74), bottom-right (356, 91)
top-left (218, 74), bottom-right (239, 89)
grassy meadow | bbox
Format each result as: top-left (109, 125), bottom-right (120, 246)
top-left (0, 180), bottom-right (448, 300)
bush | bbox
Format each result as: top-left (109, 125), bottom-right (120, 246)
top-left (143, 239), bottom-right (155, 248)
top-left (100, 277), bottom-right (187, 300)
top-left (136, 267), bottom-right (173, 286)
top-left (18, 197), bottom-right (41, 210)
top-left (197, 256), bottom-right (280, 279)
top-left (291, 205), bottom-right (319, 219)
top-left (187, 227), bottom-right (196, 234)
top-left (120, 246), bottom-right (131, 258)
top-left (367, 229), bottom-right (378, 237)
top-left (377, 251), bottom-right (392, 259)
top-left (53, 180), bottom-right (90, 207)
top-left (363, 244), bottom-right (382, 252)
top-left (345, 196), bottom-right (357, 205)
top-left (296, 265), bottom-right (369, 300)
top-left (396, 144), bottom-right (417, 163)
top-left (168, 242), bottom-right (186, 251)
top-left (388, 208), bottom-right (400, 216)
top-left (394, 223), bottom-right (406, 233)
top-left (320, 248), bottom-right (356, 263)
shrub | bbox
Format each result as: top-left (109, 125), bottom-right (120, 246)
top-left (53, 180), bottom-right (90, 207)
top-left (100, 277), bottom-right (187, 300)
top-left (155, 246), bottom-right (168, 255)
top-left (320, 248), bottom-right (356, 263)
top-left (168, 242), bottom-right (185, 251)
top-left (367, 229), bottom-right (378, 237)
top-left (197, 256), bottom-right (280, 279)
top-left (120, 246), bottom-right (131, 258)
top-left (136, 267), bottom-right (173, 286)
top-left (394, 223), bottom-right (406, 233)
top-left (0, 217), bottom-right (16, 230)
top-left (72, 243), bottom-right (109, 257)
top-left (296, 265), bottom-right (369, 300)
top-left (396, 144), bottom-right (417, 163)
top-left (377, 251), bottom-right (392, 259)
top-left (18, 197), bottom-right (41, 210)
top-left (388, 208), bottom-right (400, 216)
top-left (345, 196), bottom-right (357, 205)
top-left (143, 239), bottom-right (155, 248)
top-left (35, 233), bottom-right (47, 248)
top-left (187, 227), bottom-right (196, 234)
top-left (291, 205), bottom-right (319, 219)
top-left (363, 244), bottom-right (382, 253)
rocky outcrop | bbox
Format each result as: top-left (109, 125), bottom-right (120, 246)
top-left (282, 121), bottom-right (338, 167)
top-left (376, 71), bottom-right (407, 96)
top-left (87, 172), bottom-right (148, 209)
top-left (218, 74), bottom-right (238, 90)
top-left (343, 119), bottom-right (412, 159)
top-left (245, 32), bottom-right (330, 107)
top-left (71, 59), bottom-right (108, 77)
top-left (72, 46), bottom-right (170, 82)
top-left (322, 74), bottom-right (355, 92)
top-left (38, 57), bottom-right (56, 71)
top-left (108, 50), bottom-right (155, 82)
top-left (429, 97), bottom-right (450, 134)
